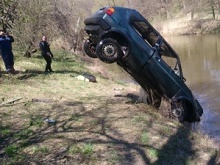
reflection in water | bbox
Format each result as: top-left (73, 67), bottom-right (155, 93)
top-left (102, 34), bottom-right (220, 143)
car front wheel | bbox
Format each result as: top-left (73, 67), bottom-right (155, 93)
top-left (83, 39), bottom-right (97, 58)
top-left (96, 38), bottom-right (122, 63)
top-left (171, 100), bottom-right (188, 122)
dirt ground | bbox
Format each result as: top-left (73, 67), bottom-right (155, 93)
top-left (0, 53), bottom-right (219, 165)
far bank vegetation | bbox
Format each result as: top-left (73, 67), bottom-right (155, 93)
top-left (1, 0), bottom-right (220, 56)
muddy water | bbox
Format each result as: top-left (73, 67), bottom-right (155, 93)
top-left (165, 34), bottom-right (220, 144)
top-left (103, 34), bottom-right (220, 143)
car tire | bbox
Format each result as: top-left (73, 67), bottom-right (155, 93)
top-left (96, 38), bottom-right (122, 63)
top-left (171, 100), bottom-right (188, 122)
top-left (83, 39), bottom-right (97, 58)
top-left (194, 100), bottom-right (203, 117)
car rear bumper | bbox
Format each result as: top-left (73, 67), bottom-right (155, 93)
top-left (84, 17), bottom-right (111, 35)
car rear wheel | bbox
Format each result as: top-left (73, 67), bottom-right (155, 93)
top-left (96, 38), bottom-right (122, 63)
top-left (171, 100), bottom-right (188, 122)
top-left (83, 39), bottom-right (97, 58)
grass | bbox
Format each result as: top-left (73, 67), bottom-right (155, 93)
top-left (0, 125), bottom-right (11, 136)
top-left (140, 132), bottom-right (149, 144)
top-left (0, 48), bottom-right (219, 164)
top-left (5, 145), bottom-right (19, 157)
top-left (29, 115), bottom-right (44, 127)
top-left (31, 146), bottom-right (50, 154)
top-left (68, 143), bottom-right (94, 156)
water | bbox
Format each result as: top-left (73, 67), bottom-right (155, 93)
top-left (103, 34), bottom-right (220, 143)
top-left (165, 34), bottom-right (220, 144)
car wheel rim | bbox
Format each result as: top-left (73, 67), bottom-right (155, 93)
top-left (90, 46), bottom-right (96, 54)
top-left (86, 40), bottom-right (95, 53)
top-left (103, 44), bottom-right (115, 57)
top-left (172, 107), bottom-right (183, 118)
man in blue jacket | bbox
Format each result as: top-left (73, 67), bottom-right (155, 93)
top-left (0, 30), bottom-right (15, 74)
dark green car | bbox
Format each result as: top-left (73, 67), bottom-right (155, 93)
top-left (83, 6), bottom-right (203, 122)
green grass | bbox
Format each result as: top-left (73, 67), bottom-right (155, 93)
top-left (29, 115), bottom-right (44, 127)
top-left (0, 125), bottom-right (11, 136)
top-left (70, 113), bottom-right (83, 122)
top-left (68, 142), bottom-right (94, 160)
top-left (5, 145), bottom-right (19, 157)
top-left (140, 132), bottom-right (149, 144)
top-left (131, 115), bottom-right (147, 123)
top-left (30, 146), bottom-right (50, 154)
top-left (148, 148), bottom-right (158, 158)
top-left (14, 129), bottom-right (33, 140)
top-left (0, 48), bottom-right (219, 165)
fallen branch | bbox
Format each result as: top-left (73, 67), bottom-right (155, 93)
top-left (0, 97), bottom-right (22, 107)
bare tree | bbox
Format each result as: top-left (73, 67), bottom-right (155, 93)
top-left (0, 0), bottom-right (17, 31)
top-left (11, 0), bottom-right (55, 57)
top-left (1, 0), bottom-right (219, 56)
top-left (11, 0), bottom-right (85, 56)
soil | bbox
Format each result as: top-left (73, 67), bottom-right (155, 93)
top-left (0, 52), bottom-right (219, 165)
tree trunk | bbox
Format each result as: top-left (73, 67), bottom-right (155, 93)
top-left (24, 37), bottom-right (36, 58)
top-left (211, 4), bottom-right (216, 20)
top-left (191, 10), bottom-right (194, 20)
top-left (183, 0), bottom-right (186, 10)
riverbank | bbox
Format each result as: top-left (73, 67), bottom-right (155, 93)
top-left (154, 16), bottom-right (220, 36)
top-left (0, 50), bottom-right (219, 164)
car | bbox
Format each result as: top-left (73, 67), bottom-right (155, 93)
top-left (83, 6), bottom-right (203, 123)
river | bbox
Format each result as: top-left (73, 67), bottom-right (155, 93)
top-left (103, 34), bottom-right (220, 144)
top-left (165, 34), bottom-right (220, 144)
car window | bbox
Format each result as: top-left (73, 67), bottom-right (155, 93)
top-left (131, 17), bottom-right (178, 59)
top-left (130, 14), bottom-right (184, 79)
top-left (159, 41), bottom-right (177, 58)
top-left (131, 20), bottom-right (159, 47)
top-left (158, 41), bottom-right (182, 76)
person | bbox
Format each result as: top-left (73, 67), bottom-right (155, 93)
top-left (0, 30), bottom-right (16, 74)
top-left (39, 36), bottom-right (54, 72)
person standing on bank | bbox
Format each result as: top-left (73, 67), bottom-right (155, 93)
top-left (0, 30), bottom-right (16, 74)
top-left (39, 36), bottom-right (54, 72)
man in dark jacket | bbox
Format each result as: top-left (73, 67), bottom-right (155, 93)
top-left (39, 36), bottom-right (54, 72)
top-left (0, 30), bottom-right (15, 73)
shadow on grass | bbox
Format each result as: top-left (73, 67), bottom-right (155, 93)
top-left (34, 53), bottom-right (78, 63)
top-left (114, 93), bottom-right (139, 104)
top-left (0, 69), bottom-right (82, 80)
top-left (23, 69), bottom-right (80, 75)
top-left (208, 150), bottom-right (220, 165)
top-left (152, 126), bottom-right (194, 165)
top-left (0, 95), bottom-right (218, 164)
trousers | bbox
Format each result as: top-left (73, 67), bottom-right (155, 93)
top-left (42, 53), bottom-right (52, 72)
top-left (1, 51), bottom-right (14, 70)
